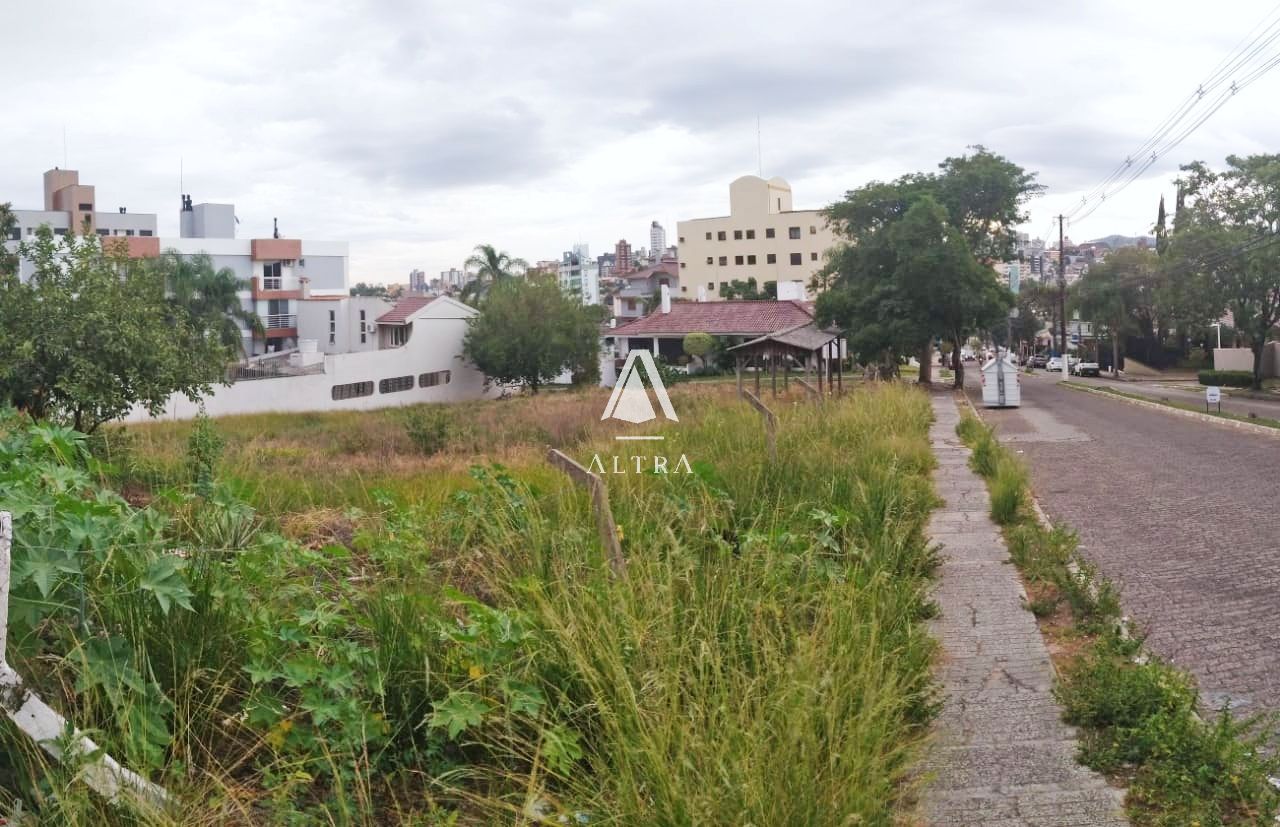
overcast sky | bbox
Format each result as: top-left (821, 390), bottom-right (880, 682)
top-left (4, 0), bottom-right (1280, 283)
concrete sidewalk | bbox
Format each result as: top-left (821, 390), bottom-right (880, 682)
top-left (919, 393), bottom-right (1127, 826)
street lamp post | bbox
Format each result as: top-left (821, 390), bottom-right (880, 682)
top-left (1211, 322), bottom-right (1222, 350)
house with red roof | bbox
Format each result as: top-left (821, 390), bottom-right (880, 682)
top-left (607, 291), bottom-right (817, 362)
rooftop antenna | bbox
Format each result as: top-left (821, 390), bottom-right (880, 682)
top-left (756, 115), bottom-right (762, 177)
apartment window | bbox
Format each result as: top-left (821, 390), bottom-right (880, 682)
top-left (705, 232), bottom-right (712, 240)
top-left (419, 370), bottom-right (452, 388)
top-left (811, 252), bottom-right (819, 261)
top-left (705, 256), bottom-right (713, 265)
top-left (331, 381), bottom-right (374, 401)
top-left (328, 310), bottom-right (336, 345)
top-left (718, 256), bottom-right (727, 266)
top-left (78, 203), bottom-right (93, 211)
top-left (733, 230), bottom-right (743, 240)
top-left (765, 228), bottom-right (775, 239)
top-left (678, 236), bottom-right (685, 243)
top-left (359, 310), bottom-right (367, 344)
top-left (8, 227), bottom-right (24, 240)
top-left (140, 230), bottom-right (153, 237)
top-left (54, 228), bottom-right (67, 236)
top-left (389, 326), bottom-right (408, 347)
top-left (263, 261), bottom-right (283, 289)
top-left (680, 262), bottom-right (686, 268)
top-left (747, 255), bottom-right (757, 265)
top-left (788, 227), bottom-right (801, 239)
top-left (746, 229), bottom-right (756, 239)
top-left (734, 255), bottom-right (744, 265)
top-left (717, 231), bottom-right (726, 241)
top-left (810, 225), bottom-right (817, 235)
top-left (767, 253), bottom-right (777, 264)
top-left (626, 299), bottom-right (637, 311)
top-left (379, 375), bottom-right (415, 394)
top-left (706, 282), bottom-right (714, 291)
top-left (680, 285), bottom-right (687, 292)
top-left (790, 253), bottom-right (802, 265)
top-left (124, 229), bottom-right (134, 237)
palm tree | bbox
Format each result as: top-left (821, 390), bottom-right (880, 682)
top-left (461, 244), bottom-right (527, 304)
top-left (155, 251), bottom-right (262, 356)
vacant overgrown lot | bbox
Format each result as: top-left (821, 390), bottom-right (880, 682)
top-left (0, 383), bottom-right (940, 825)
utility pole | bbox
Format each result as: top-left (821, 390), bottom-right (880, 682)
top-left (1058, 215), bottom-right (1069, 380)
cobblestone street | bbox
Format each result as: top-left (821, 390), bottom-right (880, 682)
top-left (966, 373), bottom-right (1280, 715)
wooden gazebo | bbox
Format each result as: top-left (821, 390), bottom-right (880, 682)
top-left (728, 322), bottom-right (844, 398)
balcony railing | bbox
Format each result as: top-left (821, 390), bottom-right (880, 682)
top-left (265, 314), bottom-right (297, 329)
top-left (262, 277), bottom-right (283, 290)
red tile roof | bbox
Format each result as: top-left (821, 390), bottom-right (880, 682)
top-left (376, 296), bottom-right (435, 325)
top-left (610, 300), bottom-right (815, 337)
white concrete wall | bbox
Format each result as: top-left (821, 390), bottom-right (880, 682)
top-left (1213, 348), bottom-right (1254, 372)
top-left (124, 297), bottom-right (495, 421)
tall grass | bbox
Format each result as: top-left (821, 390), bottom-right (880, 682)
top-left (1, 384), bottom-right (941, 824)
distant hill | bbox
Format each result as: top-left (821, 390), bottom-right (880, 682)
top-left (1087, 234), bottom-right (1156, 249)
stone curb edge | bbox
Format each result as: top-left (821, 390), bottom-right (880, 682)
top-left (1060, 381), bottom-right (1280, 439)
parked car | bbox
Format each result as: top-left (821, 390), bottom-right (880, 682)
top-left (1028, 354), bottom-right (1048, 369)
top-left (1072, 360), bottom-right (1101, 377)
top-left (1046, 357), bottom-right (1062, 372)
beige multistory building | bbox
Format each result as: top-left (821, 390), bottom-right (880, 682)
top-left (676, 175), bottom-right (837, 301)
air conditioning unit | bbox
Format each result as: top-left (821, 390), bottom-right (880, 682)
top-left (365, 323), bottom-right (378, 334)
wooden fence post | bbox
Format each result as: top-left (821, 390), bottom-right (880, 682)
top-left (547, 450), bottom-right (626, 576)
top-left (741, 390), bottom-right (778, 464)
top-left (0, 511), bottom-right (170, 808)
top-left (795, 377), bottom-right (820, 401)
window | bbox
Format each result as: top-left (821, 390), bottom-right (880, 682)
top-left (790, 253), bottom-right (802, 265)
top-left (705, 256), bottom-right (713, 265)
top-left (734, 255), bottom-right (744, 265)
top-left (263, 261), bottom-right (282, 289)
top-left (788, 227), bottom-right (801, 239)
top-left (139, 230), bottom-right (153, 237)
top-left (419, 370), bottom-right (452, 388)
top-left (679, 262), bottom-right (686, 268)
top-left (810, 225), bottom-right (817, 235)
top-left (718, 256), bottom-right (728, 266)
top-left (705, 232), bottom-right (712, 240)
top-left (717, 231), bottom-right (726, 241)
top-left (124, 229), bottom-right (135, 237)
top-left (679, 236), bottom-right (685, 243)
top-left (328, 310), bottom-right (336, 346)
top-left (6, 227), bottom-right (19, 241)
top-left (359, 310), bottom-right (367, 344)
top-left (389, 326), bottom-right (408, 347)
top-left (78, 203), bottom-right (93, 211)
top-left (811, 252), bottom-right (819, 261)
top-left (54, 228), bottom-right (67, 236)
top-left (767, 253), bottom-right (777, 264)
top-left (747, 255), bottom-right (757, 265)
top-left (379, 375), bottom-right (415, 394)
top-left (680, 285), bottom-right (687, 292)
top-left (765, 228), bottom-right (775, 239)
top-left (331, 381), bottom-right (374, 401)
top-left (707, 282), bottom-right (714, 291)
top-left (746, 229), bottom-right (756, 239)
top-left (734, 230), bottom-right (743, 240)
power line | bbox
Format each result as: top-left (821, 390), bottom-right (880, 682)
top-left (1059, 4), bottom-right (1280, 225)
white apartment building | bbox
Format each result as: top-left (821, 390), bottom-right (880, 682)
top-left (676, 176), bottom-right (837, 301)
top-left (558, 243), bottom-right (601, 305)
top-left (649, 221), bottom-right (666, 262)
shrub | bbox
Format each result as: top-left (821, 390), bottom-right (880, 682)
top-left (1197, 369), bottom-right (1253, 387)
top-left (403, 405), bottom-right (451, 455)
top-left (186, 406), bottom-right (224, 494)
top-left (988, 455), bottom-right (1027, 525)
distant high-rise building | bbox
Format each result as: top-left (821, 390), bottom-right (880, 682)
top-left (597, 252), bottom-right (617, 279)
top-left (439, 267), bottom-right (466, 289)
top-left (558, 243), bottom-right (600, 306)
top-left (650, 221), bottom-right (666, 261)
top-left (615, 239), bottom-right (632, 274)
top-left (409, 268), bottom-right (427, 293)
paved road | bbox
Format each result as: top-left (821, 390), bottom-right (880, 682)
top-left (1065, 374), bottom-right (1280, 422)
top-left (965, 372), bottom-right (1280, 715)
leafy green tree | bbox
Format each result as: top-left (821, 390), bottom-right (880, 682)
top-left (463, 275), bottom-right (599, 393)
top-left (718, 278), bottom-right (777, 300)
top-left (0, 228), bottom-right (227, 431)
top-left (153, 251), bottom-right (261, 353)
top-left (0, 202), bottom-right (17, 276)
top-left (350, 282), bottom-right (390, 297)
top-left (1072, 252), bottom-right (1138, 376)
top-left (682, 331), bottom-right (715, 372)
top-left (461, 244), bottom-right (527, 304)
top-left (819, 148), bottom-right (1034, 386)
top-left (1171, 155), bottom-right (1280, 389)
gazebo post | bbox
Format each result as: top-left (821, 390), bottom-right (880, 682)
top-left (836, 339), bottom-right (843, 394)
top-left (783, 346), bottom-right (789, 390)
top-left (771, 345), bottom-right (778, 397)
top-left (817, 347), bottom-right (823, 393)
top-left (735, 354), bottom-right (744, 397)
top-left (754, 352), bottom-right (761, 396)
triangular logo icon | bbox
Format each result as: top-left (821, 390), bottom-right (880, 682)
top-left (601, 350), bottom-right (679, 424)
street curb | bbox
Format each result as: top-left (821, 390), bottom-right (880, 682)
top-left (1060, 382), bottom-right (1280, 439)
